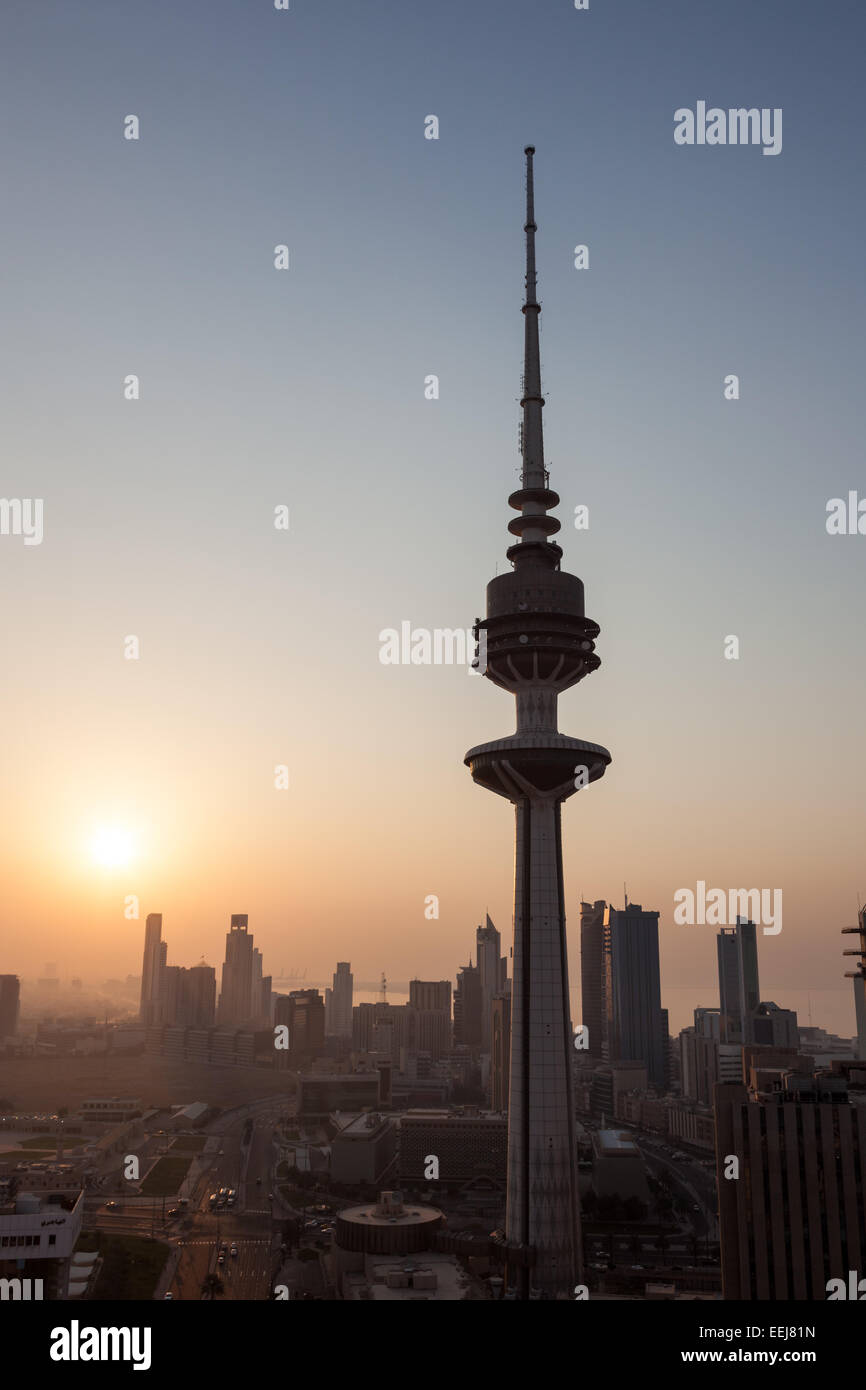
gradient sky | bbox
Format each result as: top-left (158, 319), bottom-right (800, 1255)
top-left (2, 0), bottom-right (864, 1036)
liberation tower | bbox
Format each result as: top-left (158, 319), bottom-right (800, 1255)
top-left (465, 148), bottom-right (611, 1298)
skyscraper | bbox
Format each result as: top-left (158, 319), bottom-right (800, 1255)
top-left (476, 916), bottom-right (507, 1050)
top-left (606, 902), bottom-right (666, 1091)
top-left (464, 148), bottom-right (611, 1298)
top-left (491, 991), bottom-right (512, 1111)
top-left (325, 962), bottom-right (354, 1038)
top-left (453, 961), bottom-right (482, 1049)
top-left (276, 988), bottom-right (326, 1063)
top-left (579, 900), bottom-right (607, 1060)
top-left (250, 947), bottom-right (263, 1021)
top-left (409, 979), bottom-right (452, 1058)
top-left (0, 975), bottom-right (20, 1039)
top-left (139, 913), bottom-right (164, 1027)
top-left (217, 914), bottom-right (254, 1026)
top-left (717, 917), bottom-right (761, 1044)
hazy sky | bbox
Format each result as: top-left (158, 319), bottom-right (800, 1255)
top-left (2, 0), bottom-right (864, 1036)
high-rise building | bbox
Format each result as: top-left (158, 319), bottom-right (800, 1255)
top-left (139, 913), bottom-right (164, 1027)
top-left (277, 989), bottom-right (325, 1062)
top-left (260, 974), bottom-right (272, 1023)
top-left (217, 915), bottom-right (254, 1026)
top-left (717, 918), bottom-right (761, 1044)
top-left (715, 1069), bottom-right (866, 1299)
top-left (843, 907), bottom-right (866, 1061)
top-left (680, 1006), bottom-right (738, 1106)
top-left (159, 965), bottom-right (182, 1026)
top-left (250, 947), bottom-right (263, 1021)
top-left (453, 962), bottom-right (482, 1049)
top-left (408, 980), bottom-right (452, 1060)
top-left (326, 962), bottom-right (354, 1038)
top-left (409, 980), bottom-right (451, 1013)
top-left (491, 992), bottom-right (512, 1110)
top-left (0, 975), bottom-right (20, 1039)
top-left (605, 902), bottom-right (665, 1091)
top-left (352, 1001), bottom-right (417, 1057)
top-left (581, 900), bottom-right (665, 1090)
top-left (464, 149), bottom-right (611, 1297)
top-left (180, 962), bottom-right (217, 1027)
top-left (476, 917), bottom-right (507, 1050)
top-left (751, 1001), bottom-right (798, 1048)
top-left (579, 900), bottom-right (606, 1060)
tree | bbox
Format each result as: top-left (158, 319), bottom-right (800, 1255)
top-left (623, 1195), bottom-right (647, 1222)
top-left (201, 1274), bottom-right (224, 1300)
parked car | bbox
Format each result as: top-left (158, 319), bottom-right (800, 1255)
top-left (230, 1245), bottom-right (238, 1258)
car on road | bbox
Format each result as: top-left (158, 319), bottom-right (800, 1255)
top-left (267, 1192), bottom-right (273, 1200)
top-left (104, 1200), bottom-right (118, 1210)
top-left (167, 1207), bottom-right (179, 1218)
top-left (163, 1292), bottom-right (173, 1300)
top-left (217, 1253), bottom-right (225, 1265)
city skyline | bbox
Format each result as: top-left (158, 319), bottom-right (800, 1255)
top-left (1, 1), bottom-right (864, 1049)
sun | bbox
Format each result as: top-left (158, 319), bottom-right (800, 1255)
top-left (90, 826), bottom-right (135, 868)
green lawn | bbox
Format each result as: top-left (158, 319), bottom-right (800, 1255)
top-left (139, 1154), bottom-right (191, 1196)
top-left (79, 1228), bottom-right (168, 1300)
top-left (170, 1135), bottom-right (206, 1153)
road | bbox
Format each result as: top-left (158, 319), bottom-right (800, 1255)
top-left (84, 1095), bottom-right (292, 1301)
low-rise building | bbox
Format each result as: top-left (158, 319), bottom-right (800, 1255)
top-left (331, 1112), bottom-right (397, 1186)
top-left (0, 1189), bottom-right (83, 1299)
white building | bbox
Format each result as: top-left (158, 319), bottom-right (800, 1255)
top-left (0, 1190), bottom-right (83, 1299)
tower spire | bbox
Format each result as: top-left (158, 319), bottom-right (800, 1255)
top-left (508, 147), bottom-right (562, 571)
top-left (521, 145), bottom-right (544, 490)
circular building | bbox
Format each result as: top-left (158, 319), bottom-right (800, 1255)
top-left (335, 1190), bottom-right (443, 1257)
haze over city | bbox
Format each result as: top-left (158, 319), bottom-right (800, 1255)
top-left (2, 1), bottom-right (864, 1039)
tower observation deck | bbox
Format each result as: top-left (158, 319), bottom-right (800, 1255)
top-left (465, 147), bottom-right (611, 1298)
